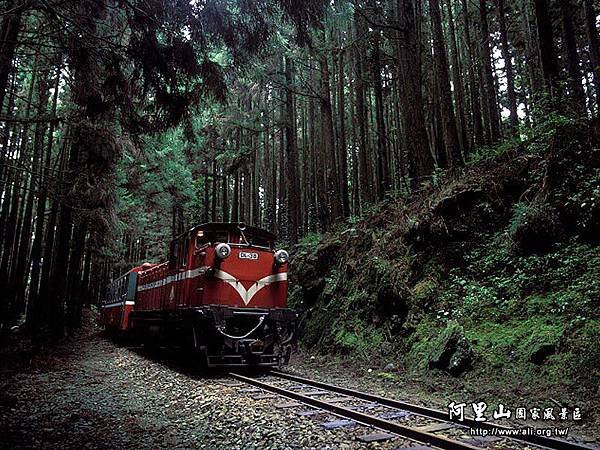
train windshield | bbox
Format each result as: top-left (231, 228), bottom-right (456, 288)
top-left (243, 233), bottom-right (271, 248)
top-left (195, 230), bottom-right (229, 247)
top-left (195, 228), bottom-right (273, 249)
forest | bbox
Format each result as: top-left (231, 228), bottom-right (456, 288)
top-left (0, 0), bottom-right (598, 342)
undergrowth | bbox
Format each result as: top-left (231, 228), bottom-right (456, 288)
top-left (290, 119), bottom-right (600, 401)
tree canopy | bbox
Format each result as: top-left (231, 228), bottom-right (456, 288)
top-left (0, 0), bottom-right (598, 336)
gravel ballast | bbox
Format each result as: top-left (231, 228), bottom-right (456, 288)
top-left (0, 319), bottom-right (407, 449)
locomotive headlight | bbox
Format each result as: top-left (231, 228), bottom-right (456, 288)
top-left (274, 249), bottom-right (289, 266)
top-left (215, 243), bottom-right (231, 259)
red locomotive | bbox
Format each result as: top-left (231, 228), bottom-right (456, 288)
top-left (99, 223), bottom-right (296, 367)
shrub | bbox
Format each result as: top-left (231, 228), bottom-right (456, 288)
top-left (509, 202), bottom-right (561, 253)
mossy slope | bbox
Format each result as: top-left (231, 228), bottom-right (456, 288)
top-left (290, 118), bottom-right (600, 400)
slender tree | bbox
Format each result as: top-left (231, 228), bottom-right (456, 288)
top-left (498, 0), bottom-right (519, 131)
top-left (584, 0), bottom-right (600, 112)
top-left (479, 0), bottom-right (501, 142)
top-left (429, 0), bottom-right (463, 168)
top-left (396, 0), bottom-right (434, 183)
top-left (533, 0), bottom-right (560, 96)
top-left (560, 0), bottom-right (586, 115)
top-left (284, 56), bottom-right (300, 243)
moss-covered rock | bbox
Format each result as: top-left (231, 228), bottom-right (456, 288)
top-left (426, 321), bottom-right (473, 376)
top-left (509, 202), bottom-right (562, 253)
top-left (528, 342), bottom-right (556, 364)
top-left (291, 235), bottom-right (342, 306)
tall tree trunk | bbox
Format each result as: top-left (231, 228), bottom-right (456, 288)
top-left (479, 0), bottom-right (501, 142)
top-left (349, 93), bottom-right (360, 213)
top-left (444, 0), bottom-right (469, 153)
top-left (0, 72), bottom-right (17, 195)
top-left (319, 53), bottom-right (342, 223)
top-left (396, 0), bottom-right (434, 183)
top-left (584, 0), bottom-right (600, 113)
top-left (300, 98), bottom-right (309, 231)
top-left (429, 0), bottom-right (463, 169)
top-left (12, 70), bottom-right (51, 317)
top-left (203, 173), bottom-right (210, 222)
top-left (0, 0), bottom-right (26, 110)
top-left (222, 170), bottom-right (229, 222)
top-left (533, 0), bottom-right (560, 97)
top-left (81, 242), bottom-right (92, 305)
top-left (370, 28), bottom-right (390, 198)
top-left (232, 170), bottom-right (239, 223)
top-left (45, 141), bottom-right (75, 337)
top-left (560, 0), bottom-right (586, 115)
top-left (284, 56), bottom-right (300, 244)
top-left (336, 46), bottom-right (350, 217)
top-left (353, 12), bottom-right (371, 206)
top-left (519, 0), bottom-right (543, 100)
top-left (269, 112), bottom-right (277, 232)
top-left (462, 0), bottom-right (483, 149)
top-left (0, 68), bottom-right (36, 327)
top-left (211, 160), bottom-right (217, 222)
top-left (277, 99), bottom-right (286, 236)
top-left (66, 221), bottom-right (87, 333)
top-left (498, 0), bottom-right (519, 131)
top-left (26, 68), bottom-right (61, 329)
top-left (37, 139), bottom-right (67, 334)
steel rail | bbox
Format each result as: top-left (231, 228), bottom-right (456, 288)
top-left (230, 372), bottom-right (480, 450)
top-left (270, 370), bottom-right (595, 450)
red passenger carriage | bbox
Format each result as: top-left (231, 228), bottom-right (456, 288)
top-left (100, 223), bottom-right (296, 367)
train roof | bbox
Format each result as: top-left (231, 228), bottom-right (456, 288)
top-left (187, 222), bottom-right (277, 241)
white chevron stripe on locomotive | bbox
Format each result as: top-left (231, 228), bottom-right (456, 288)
top-left (136, 268), bottom-right (287, 305)
top-left (213, 270), bottom-right (287, 306)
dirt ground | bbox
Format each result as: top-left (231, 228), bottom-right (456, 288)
top-left (1, 311), bottom-right (598, 449)
top-left (0, 313), bottom-right (405, 450)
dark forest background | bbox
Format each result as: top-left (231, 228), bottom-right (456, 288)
top-left (0, 0), bottom-right (598, 338)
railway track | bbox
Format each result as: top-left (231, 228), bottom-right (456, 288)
top-left (229, 370), bottom-right (597, 450)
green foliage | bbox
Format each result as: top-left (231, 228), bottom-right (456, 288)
top-left (467, 317), bottom-right (564, 367)
top-left (431, 167), bottom-right (447, 188)
top-left (334, 322), bottom-right (386, 358)
top-left (298, 232), bottom-right (324, 248)
top-left (292, 121), bottom-right (599, 398)
top-left (115, 126), bottom-right (195, 263)
top-left (467, 136), bottom-right (522, 165)
top-left (411, 276), bottom-right (439, 307)
top-left (466, 113), bottom-right (584, 165)
top-left (407, 320), bottom-right (451, 370)
top-left (508, 202), bottom-right (560, 253)
top-left (520, 113), bottom-right (583, 146)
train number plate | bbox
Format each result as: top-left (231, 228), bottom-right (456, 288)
top-left (239, 252), bottom-right (259, 260)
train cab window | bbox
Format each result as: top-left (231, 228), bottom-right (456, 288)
top-left (195, 230), bottom-right (229, 247)
top-left (244, 234), bottom-right (272, 249)
top-left (169, 240), bottom-right (179, 269)
top-left (195, 230), bottom-right (207, 248)
top-left (180, 236), bottom-right (190, 267)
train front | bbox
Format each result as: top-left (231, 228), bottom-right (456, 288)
top-left (191, 224), bottom-right (296, 367)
